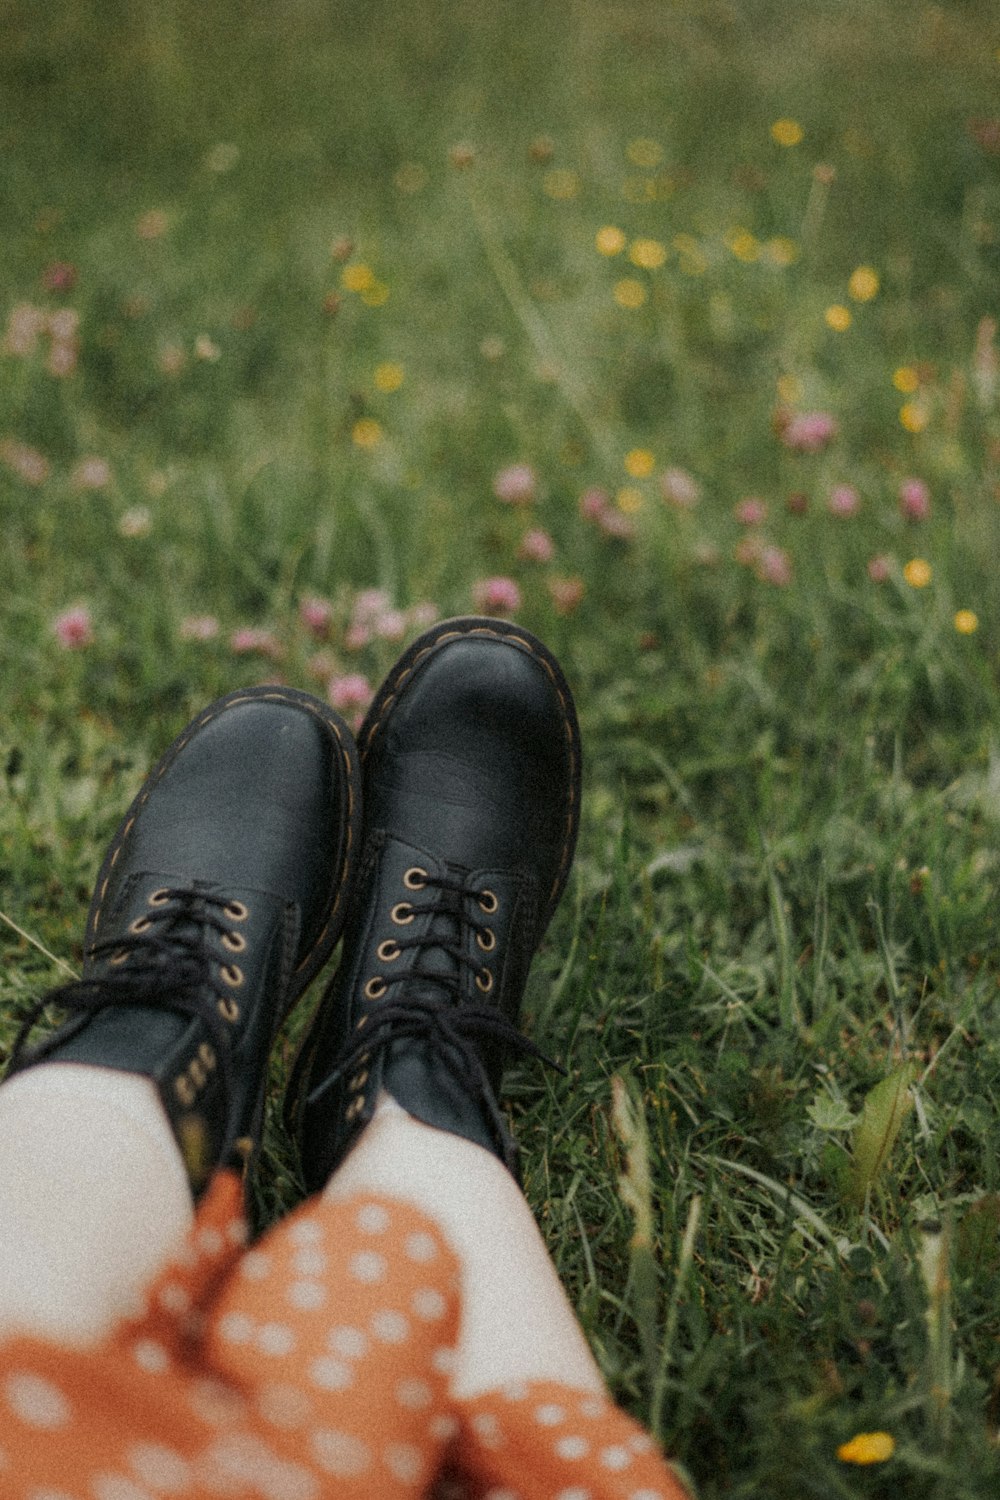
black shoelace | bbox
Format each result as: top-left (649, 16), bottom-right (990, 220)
top-left (7, 888), bottom-right (244, 1123)
top-left (307, 870), bottom-right (563, 1172)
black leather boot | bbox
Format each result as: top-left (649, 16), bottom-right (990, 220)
top-left (5, 686), bottom-right (362, 1198)
top-left (286, 616), bottom-right (582, 1191)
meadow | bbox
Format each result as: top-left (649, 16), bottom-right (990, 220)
top-left (3, 0), bottom-right (1000, 1493)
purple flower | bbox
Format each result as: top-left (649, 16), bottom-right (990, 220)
top-left (756, 546), bottom-right (792, 586)
top-left (299, 597), bottom-right (333, 637)
top-left (867, 554), bottom-right (892, 582)
top-left (179, 615), bottom-right (220, 641)
top-left (52, 605), bottom-right (93, 649)
top-left (579, 486), bottom-right (612, 521)
top-left (734, 497), bottom-right (768, 526)
top-left (780, 410), bottom-right (838, 453)
top-left (518, 528), bottom-right (555, 562)
top-left (492, 464), bottom-right (537, 505)
top-left (472, 576), bottom-right (522, 615)
top-left (899, 477), bottom-right (930, 522)
top-left (828, 483), bottom-right (860, 517)
top-left (328, 673), bottom-right (374, 715)
top-left (230, 627), bottom-right (282, 659)
top-left (547, 576), bottom-right (585, 614)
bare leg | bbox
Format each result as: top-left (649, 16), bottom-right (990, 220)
top-left (0, 1064), bottom-right (193, 1346)
top-left (323, 1092), bottom-right (605, 1399)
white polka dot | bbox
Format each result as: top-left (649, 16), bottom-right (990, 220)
top-left (472, 1412), bottom-right (502, 1450)
top-left (239, 1250), bottom-right (272, 1281)
top-left (5, 1373), bottom-right (72, 1429)
top-left (132, 1341), bottom-right (170, 1375)
top-left (28, 1490), bottom-right (76, 1500)
top-left (289, 1220), bottom-right (323, 1247)
top-left (502, 1382), bottom-right (528, 1402)
top-left (411, 1287), bottom-right (447, 1321)
top-left (292, 1248), bottom-right (327, 1276)
top-left (309, 1356), bottom-right (353, 1391)
top-left (578, 1397), bottom-right (606, 1419)
top-left (601, 1446), bottom-right (632, 1471)
top-left (428, 1413), bottom-right (460, 1443)
top-left (371, 1309), bottom-right (409, 1344)
top-left (157, 1284), bottom-right (190, 1316)
top-left (218, 1313), bottom-right (254, 1345)
top-left (311, 1428), bottom-right (372, 1479)
top-left (628, 1432), bottom-right (655, 1453)
top-left (287, 1280), bottom-right (325, 1311)
top-left (357, 1203), bottom-right (390, 1234)
top-left (483, 1489), bottom-right (520, 1500)
top-left (260, 1459), bottom-right (318, 1500)
top-left (383, 1442), bottom-right (423, 1484)
top-left (350, 1250), bottom-right (387, 1283)
top-left (405, 1231), bottom-right (437, 1263)
top-left (128, 1442), bottom-right (192, 1492)
top-left (395, 1378), bottom-right (433, 1410)
top-left (534, 1403), bottom-right (566, 1426)
top-left (628, 1492), bottom-right (668, 1500)
top-left (432, 1346), bottom-right (457, 1375)
top-left (258, 1383), bottom-right (313, 1430)
top-left (92, 1477), bottom-right (153, 1500)
top-left (327, 1325), bottom-right (369, 1359)
top-left (226, 1218), bottom-right (248, 1247)
top-left (187, 1378), bottom-right (246, 1426)
top-left (555, 1489), bottom-right (592, 1500)
top-left (257, 1323), bottom-right (296, 1358)
top-left (555, 1435), bottom-right (589, 1461)
top-left (196, 1228), bottom-right (223, 1257)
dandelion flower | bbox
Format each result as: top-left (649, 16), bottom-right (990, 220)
top-left (352, 418), bottom-right (382, 448)
top-left (341, 263), bottom-right (375, 293)
top-left (904, 558), bottom-right (932, 588)
top-left (727, 229), bottom-right (760, 263)
top-left (898, 477), bottom-right (931, 521)
top-left (766, 237), bottom-right (799, 267)
top-left (362, 282), bottom-right (390, 307)
top-left (836, 1432), bottom-right (895, 1465)
top-left (825, 304), bottom-right (852, 331)
top-left (771, 118), bottom-right (804, 147)
top-left (954, 609), bottom-right (979, 634)
top-left (615, 486), bottom-right (643, 514)
top-left (52, 605), bottom-right (93, 649)
top-left (544, 169), bottom-right (580, 200)
top-left (492, 463), bottom-right (537, 504)
top-left (595, 225), bottom-right (626, 256)
top-left (893, 366), bottom-right (920, 393)
top-left (629, 238), bottom-right (667, 270)
top-left (848, 265), bottom-right (880, 302)
top-left (624, 448), bottom-right (655, 478)
top-left (472, 576), bottom-right (521, 615)
top-left (613, 278), bottom-right (647, 309)
top-left (626, 138), bottom-right (663, 168)
top-left (374, 362), bottom-right (404, 393)
top-left (900, 402), bottom-right (929, 433)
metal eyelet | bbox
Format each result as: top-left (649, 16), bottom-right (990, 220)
top-left (224, 900), bottom-right (249, 922)
top-left (174, 1075), bottom-right (196, 1107)
top-left (109, 950), bottom-right (129, 967)
top-left (478, 890), bottom-right (499, 914)
top-left (190, 1059), bottom-right (207, 1090)
top-left (148, 888), bottom-right (171, 908)
top-left (220, 963), bottom-right (244, 988)
top-left (346, 1096), bottom-right (365, 1121)
top-left (364, 976), bottom-right (387, 1001)
top-left (476, 928), bottom-right (496, 952)
top-left (476, 968), bottom-right (494, 994)
top-left (355, 1016), bottom-right (368, 1031)
top-left (218, 996), bottom-right (241, 1023)
top-left (222, 930), bottom-right (246, 954)
top-left (349, 1070), bottom-right (369, 1091)
top-left (199, 1042), bottom-right (217, 1070)
top-left (129, 915), bottom-right (153, 935)
top-left (391, 902), bottom-right (415, 926)
top-left (403, 867), bottom-right (428, 890)
top-left (377, 939), bottom-right (401, 962)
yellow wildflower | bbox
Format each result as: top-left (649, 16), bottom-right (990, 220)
top-left (836, 1432), bottom-right (895, 1466)
top-left (954, 609), bottom-right (979, 634)
top-left (624, 448), bottom-right (655, 478)
top-left (341, 263), bottom-right (375, 293)
top-left (849, 265), bottom-right (880, 301)
top-left (766, 237), bottom-right (799, 267)
top-left (627, 138), bottom-right (663, 168)
top-left (614, 278), bottom-right (647, 309)
top-left (904, 558), bottom-right (932, 588)
top-left (374, 362), bottom-right (404, 393)
top-left (727, 229), bottom-right (760, 263)
top-left (544, 169), bottom-right (580, 200)
top-left (771, 118), bottom-right (804, 147)
top-left (825, 304), bottom-right (852, 331)
top-left (616, 486), bottom-right (644, 514)
top-left (900, 401), bottom-right (929, 433)
top-left (893, 365), bottom-right (920, 393)
top-left (776, 374), bottom-right (802, 404)
top-left (595, 225), bottom-right (626, 256)
top-left (352, 418), bottom-right (382, 448)
top-left (629, 238), bottom-right (667, 270)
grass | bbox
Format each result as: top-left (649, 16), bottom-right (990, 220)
top-left (4, 0), bottom-right (1000, 1492)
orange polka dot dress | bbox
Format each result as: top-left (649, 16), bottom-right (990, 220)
top-left (0, 1172), bottom-right (691, 1500)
